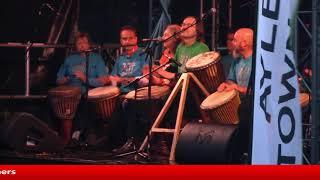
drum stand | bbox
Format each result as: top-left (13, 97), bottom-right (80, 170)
top-left (138, 72), bottom-right (210, 162)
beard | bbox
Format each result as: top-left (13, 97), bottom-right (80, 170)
top-left (233, 46), bottom-right (247, 58)
top-left (122, 44), bottom-right (136, 51)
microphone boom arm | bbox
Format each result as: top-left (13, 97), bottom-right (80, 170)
top-left (124, 60), bottom-right (173, 88)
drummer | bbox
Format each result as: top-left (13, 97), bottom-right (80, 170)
top-left (217, 28), bottom-right (254, 162)
top-left (146, 16), bottom-right (211, 123)
top-left (109, 25), bottom-right (152, 153)
top-left (111, 25), bottom-right (183, 155)
top-left (109, 25), bottom-right (149, 93)
top-left (56, 32), bottom-right (110, 143)
top-left (175, 16), bottom-right (210, 119)
top-left (56, 32), bottom-right (110, 92)
top-left (174, 16), bottom-right (209, 73)
top-left (142, 24), bottom-right (181, 85)
top-left (217, 28), bottom-right (253, 95)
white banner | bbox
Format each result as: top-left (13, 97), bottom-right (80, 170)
top-left (252, 0), bottom-right (302, 164)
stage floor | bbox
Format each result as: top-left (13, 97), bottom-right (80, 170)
top-left (0, 145), bottom-right (170, 164)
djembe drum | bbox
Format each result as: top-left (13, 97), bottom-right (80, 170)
top-left (87, 86), bottom-right (121, 121)
top-left (48, 86), bottom-right (81, 145)
top-left (125, 86), bottom-right (171, 121)
top-left (200, 90), bottom-right (241, 124)
top-left (186, 51), bottom-right (225, 93)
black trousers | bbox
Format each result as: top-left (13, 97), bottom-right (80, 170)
top-left (231, 95), bottom-right (253, 163)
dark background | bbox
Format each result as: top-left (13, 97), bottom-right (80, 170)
top-left (0, 0), bottom-right (256, 43)
top-left (0, 0), bottom-right (270, 94)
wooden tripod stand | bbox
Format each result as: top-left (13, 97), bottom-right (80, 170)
top-left (138, 72), bottom-right (210, 162)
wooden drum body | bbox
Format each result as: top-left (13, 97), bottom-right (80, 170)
top-left (200, 90), bottom-right (240, 125)
top-left (49, 86), bottom-right (81, 120)
top-left (48, 86), bottom-right (81, 144)
top-left (186, 51), bottom-right (225, 93)
top-left (88, 86), bottom-right (121, 120)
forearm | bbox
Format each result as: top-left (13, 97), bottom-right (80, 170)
top-left (157, 70), bottom-right (175, 80)
top-left (151, 76), bottom-right (164, 85)
top-left (235, 85), bottom-right (247, 94)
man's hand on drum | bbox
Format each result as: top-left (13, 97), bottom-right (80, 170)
top-left (98, 76), bottom-right (111, 86)
top-left (217, 82), bottom-right (237, 92)
top-left (218, 82), bottom-right (247, 94)
top-left (73, 71), bottom-right (86, 82)
top-left (150, 76), bottom-right (169, 86)
top-left (217, 82), bottom-right (229, 92)
top-left (109, 76), bottom-right (121, 86)
top-left (225, 83), bottom-right (238, 91)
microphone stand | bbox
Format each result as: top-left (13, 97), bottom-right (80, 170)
top-left (81, 51), bottom-right (90, 147)
top-left (135, 32), bottom-right (156, 161)
top-left (79, 49), bottom-right (98, 147)
top-left (124, 61), bottom-right (174, 89)
top-left (79, 47), bottom-right (101, 99)
top-left (80, 48), bottom-right (101, 147)
top-left (84, 51), bottom-right (90, 100)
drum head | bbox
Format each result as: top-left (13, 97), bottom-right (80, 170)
top-left (185, 51), bottom-right (220, 71)
top-left (88, 86), bottom-right (120, 99)
top-left (125, 86), bottom-right (171, 100)
top-left (201, 90), bottom-right (238, 109)
top-left (48, 86), bottom-right (81, 96)
top-left (300, 93), bottom-right (310, 108)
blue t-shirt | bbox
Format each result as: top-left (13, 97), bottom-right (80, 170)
top-left (111, 48), bottom-right (149, 93)
top-left (227, 56), bottom-right (252, 88)
top-left (221, 54), bottom-right (238, 79)
top-left (56, 53), bottom-right (108, 93)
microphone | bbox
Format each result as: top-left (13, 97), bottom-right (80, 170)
top-left (169, 58), bottom-right (182, 67)
top-left (201, 8), bottom-right (217, 20)
top-left (141, 37), bottom-right (162, 42)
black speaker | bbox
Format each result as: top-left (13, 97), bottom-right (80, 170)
top-left (175, 122), bottom-right (238, 164)
top-left (0, 112), bottom-right (64, 152)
